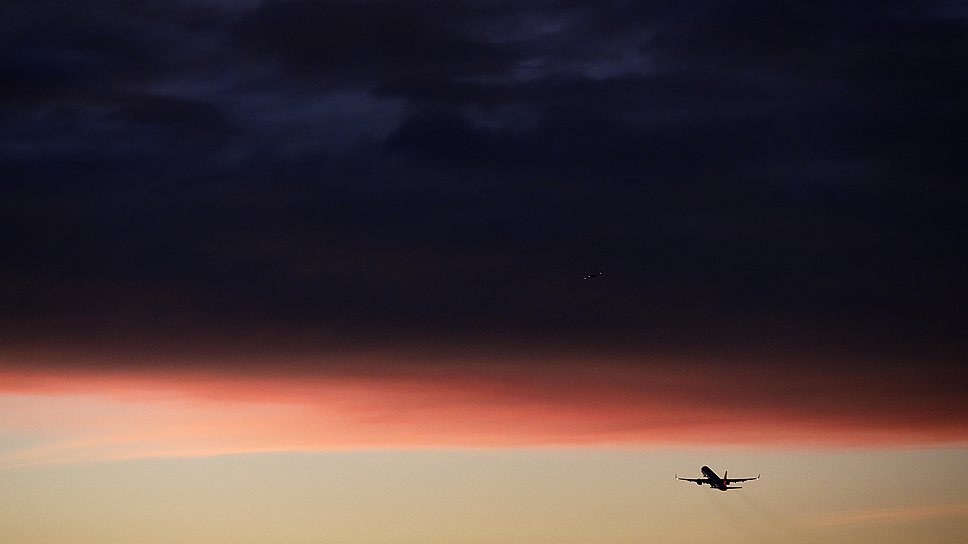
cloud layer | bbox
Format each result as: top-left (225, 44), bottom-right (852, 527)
top-left (2, 2), bottom-right (966, 455)
top-left (3, 345), bottom-right (965, 466)
top-left (3, 1), bottom-right (966, 352)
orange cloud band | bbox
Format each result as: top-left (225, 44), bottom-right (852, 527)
top-left (1, 352), bottom-right (965, 466)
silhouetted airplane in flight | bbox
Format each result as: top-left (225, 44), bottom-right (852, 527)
top-left (676, 466), bottom-right (760, 491)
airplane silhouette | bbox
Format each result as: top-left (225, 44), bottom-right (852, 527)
top-left (676, 466), bottom-right (760, 491)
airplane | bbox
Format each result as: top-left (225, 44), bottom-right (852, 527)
top-left (676, 466), bottom-right (760, 491)
top-left (583, 272), bottom-right (602, 280)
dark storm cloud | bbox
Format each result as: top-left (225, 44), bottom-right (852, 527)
top-left (1, 0), bottom-right (966, 368)
top-left (107, 93), bottom-right (232, 135)
top-left (233, 0), bottom-right (519, 86)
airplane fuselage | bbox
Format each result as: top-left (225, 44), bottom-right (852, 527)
top-left (700, 465), bottom-right (729, 491)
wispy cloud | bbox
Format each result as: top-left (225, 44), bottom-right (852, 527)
top-left (807, 503), bottom-right (968, 527)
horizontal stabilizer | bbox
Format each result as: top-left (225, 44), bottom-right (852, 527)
top-left (725, 486), bottom-right (743, 489)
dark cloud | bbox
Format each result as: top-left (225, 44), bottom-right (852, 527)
top-left (0, 0), bottom-right (966, 370)
top-left (0, 21), bottom-right (151, 103)
top-left (234, 0), bottom-right (517, 84)
top-left (107, 94), bottom-right (232, 135)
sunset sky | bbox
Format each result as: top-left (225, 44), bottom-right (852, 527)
top-left (1, 1), bottom-right (966, 543)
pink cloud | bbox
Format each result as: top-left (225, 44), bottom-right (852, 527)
top-left (1, 349), bottom-right (965, 466)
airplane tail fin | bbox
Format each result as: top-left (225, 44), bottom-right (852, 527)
top-left (724, 470), bottom-right (728, 485)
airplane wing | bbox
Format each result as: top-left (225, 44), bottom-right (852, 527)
top-left (726, 474), bottom-right (760, 483)
top-left (676, 476), bottom-right (710, 483)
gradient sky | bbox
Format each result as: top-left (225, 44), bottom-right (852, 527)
top-left (1, 1), bottom-right (967, 543)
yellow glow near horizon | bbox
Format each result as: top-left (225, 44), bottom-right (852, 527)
top-left (1, 448), bottom-right (966, 544)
